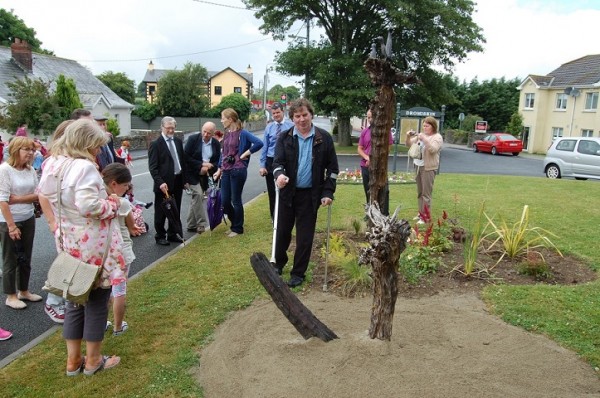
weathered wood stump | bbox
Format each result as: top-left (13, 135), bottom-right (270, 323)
top-left (360, 204), bottom-right (412, 340)
top-left (250, 252), bottom-right (338, 342)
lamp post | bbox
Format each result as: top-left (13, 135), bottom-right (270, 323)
top-left (263, 63), bottom-right (275, 120)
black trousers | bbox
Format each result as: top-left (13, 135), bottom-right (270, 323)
top-left (1, 216), bottom-right (36, 295)
top-left (274, 189), bottom-right (318, 279)
top-left (361, 166), bottom-right (390, 216)
top-left (154, 174), bottom-right (184, 239)
top-left (265, 157), bottom-right (276, 220)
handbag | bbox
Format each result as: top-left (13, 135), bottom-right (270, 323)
top-left (33, 201), bottom-right (42, 218)
top-left (43, 161), bottom-right (112, 305)
top-left (408, 141), bottom-right (422, 160)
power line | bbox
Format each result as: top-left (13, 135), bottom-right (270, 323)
top-left (76, 38), bottom-right (271, 63)
top-left (190, 0), bottom-right (256, 11)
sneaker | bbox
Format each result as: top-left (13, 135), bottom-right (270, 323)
top-left (0, 327), bottom-right (13, 341)
top-left (105, 321), bottom-right (113, 332)
top-left (144, 201), bottom-right (153, 209)
top-left (227, 231), bottom-right (239, 238)
top-left (45, 304), bottom-right (65, 324)
top-left (113, 321), bottom-right (129, 336)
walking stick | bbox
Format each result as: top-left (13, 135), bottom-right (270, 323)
top-left (270, 185), bottom-right (279, 264)
top-left (323, 202), bottom-right (333, 292)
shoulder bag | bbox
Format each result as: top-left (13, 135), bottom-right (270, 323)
top-left (43, 161), bottom-right (112, 305)
top-left (408, 141), bottom-right (422, 160)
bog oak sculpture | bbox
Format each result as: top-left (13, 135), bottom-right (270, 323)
top-left (361, 32), bottom-right (417, 340)
top-left (250, 252), bottom-right (338, 342)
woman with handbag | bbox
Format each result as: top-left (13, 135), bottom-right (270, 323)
top-left (37, 119), bottom-right (124, 376)
top-left (212, 108), bottom-right (263, 237)
top-left (0, 137), bottom-right (42, 310)
top-left (405, 116), bottom-right (444, 223)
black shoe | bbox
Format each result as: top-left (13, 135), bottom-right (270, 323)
top-left (167, 236), bottom-right (184, 243)
top-left (287, 276), bottom-right (304, 288)
top-left (144, 202), bottom-right (153, 209)
top-left (271, 263), bottom-right (283, 276)
top-left (155, 238), bottom-right (170, 246)
top-left (187, 227), bottom-right (197, 232)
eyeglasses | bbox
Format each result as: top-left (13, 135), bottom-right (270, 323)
top-left (20, 148), bottom-right (35, 152)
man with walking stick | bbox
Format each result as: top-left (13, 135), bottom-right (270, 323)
top-left (272, 98), bottom-right (339, 288)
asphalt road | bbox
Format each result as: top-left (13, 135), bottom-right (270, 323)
top-left (0, 119), bottom-right (544, 364)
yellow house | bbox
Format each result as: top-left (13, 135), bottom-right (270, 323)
top-left (142, 61), bottom-right (253, 107)
top-left (518, 55), bottom-right (600, 154)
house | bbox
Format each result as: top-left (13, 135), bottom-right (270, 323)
top-left (142, 61), bottom-right (253, 107)
top-left (518, 55), bottom-right (600, 154)
top-left (0, 39), bottom-right (134, 134)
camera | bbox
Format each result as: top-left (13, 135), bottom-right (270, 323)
top-left (409, 130), bottom-right (417, 136)
top-left (225, 155), bottom-right (236, 164)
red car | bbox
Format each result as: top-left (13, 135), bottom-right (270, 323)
top-left (473, 133), bottom-right (523, 156)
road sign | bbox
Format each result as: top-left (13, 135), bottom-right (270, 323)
top-left (458, 112), bottom-right (465, 121)
top-left (475, 120), bottom-right (488, 133)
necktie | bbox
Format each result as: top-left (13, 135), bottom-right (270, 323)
top-left (167, 138), bottom-right (181, 174)
top-left (275, 123), bottom-right (281, 136)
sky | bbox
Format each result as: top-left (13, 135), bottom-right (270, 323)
top-left (2, 0), bottom-right (600, 91)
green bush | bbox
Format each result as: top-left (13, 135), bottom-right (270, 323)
top-left (133, 101), bottom-right (159, 122)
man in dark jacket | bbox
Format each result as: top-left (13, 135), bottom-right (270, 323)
top-left (272, 98), bottom-right (339, 287)
top-left (184, 122), bottom-right (221, 233)
top-left (148, 116), bottom-right (187, 245)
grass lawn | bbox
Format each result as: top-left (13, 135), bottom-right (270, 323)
top-left (1, 174), bottom-right (598, 396)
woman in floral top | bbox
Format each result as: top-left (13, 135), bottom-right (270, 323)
top-left (38, 119), bottom-right (123, 376)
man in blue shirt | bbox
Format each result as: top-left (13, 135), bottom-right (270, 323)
top-left (259, 102), bottom-right (294, 220)
top-left (272, 99), bottom-right (339, 287)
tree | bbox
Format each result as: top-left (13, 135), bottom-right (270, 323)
top-left (155, 62), bottom-right (209, 117)
top-left (0, 8), bottom-right (53, 54)
top-left (211, 93), bottom-right (252, 121)
top-left (54, 74), bottom-right (83, 120)
top-left (267, 84), bottom-right (301, 103)
top-left (96, 71), bottom-right (136, 104)
top-left (505, 111), bottom-right (524, 138)
top-left (133, 101), bottom-right (159, 122)
top-left (106, 117), bottom-right (120, 137)
top-left (245, 0), bottom-right (484, 145)
top-left (0, 76), bottom-right (60, 134)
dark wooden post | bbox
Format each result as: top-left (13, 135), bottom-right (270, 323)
top-left (250, 252), bottom-right (338, 342)
top-left (362, 35), bottom-right (418, 340)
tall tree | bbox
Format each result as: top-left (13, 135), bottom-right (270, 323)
top-left (96, 71), bottom-right (136, 104)
top-left (211, 93), bottom-right (252, 121)
top-left (155, 62), bottom-right (209, 117)
top-left (54, 74), bottom-right (83, 120)
top-left (0, 76), bottom-right (60, 134)
top-left (245, 0), bottom-right (484, 145)
top-left (0, 8), bottom-right (53, 54)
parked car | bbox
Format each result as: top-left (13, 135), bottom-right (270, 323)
top-left (543, 137), bottom-right (600, 180)
top-left (473, 133), bottom-right (523, 156)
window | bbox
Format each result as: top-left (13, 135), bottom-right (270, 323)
top-left (524, 93), bottom-right (535, 108)
top-left (577, 140), bottom-right (600, 156)
top-left (585, 92), bottom-right (598, 110)
top-left (214, 86), bottom-right (222, 95)
top-left (555, 93), bottom-right (568, 110)
top-left (234, 87), bottom-right (242, 94)
top-left (556, 139), bottom-right (576, 152)
top-left (581, 129), bottom-right (594, 137)
top-left (552, 127), bottom-right (563, 139)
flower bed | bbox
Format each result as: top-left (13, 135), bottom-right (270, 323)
top-left (336, 169), bottom-right (416, 184)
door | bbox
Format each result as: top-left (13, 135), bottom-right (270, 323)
top-left (573, 139), bottom-right (600, 177)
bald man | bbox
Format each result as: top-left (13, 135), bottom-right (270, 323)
top-left (184, 122), bottom-right (221, 233)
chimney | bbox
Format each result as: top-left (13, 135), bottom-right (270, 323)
top-left (148, 60), bottom-right (154, 71)
top-left (11, 38), bottom-right (33, 72)
top-left (246, 64), bottom-right (253, 75)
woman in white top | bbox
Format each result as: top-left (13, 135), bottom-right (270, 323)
top-left (0, 137), bottom-right (41, 310)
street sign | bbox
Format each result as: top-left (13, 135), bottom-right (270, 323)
top-left (458, 112), bottom-right (465, 121)
top-left (475, 120), bottom-right (488, 133)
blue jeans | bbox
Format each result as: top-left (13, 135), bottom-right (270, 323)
top-left (221, 167), bottom-right (247, 234)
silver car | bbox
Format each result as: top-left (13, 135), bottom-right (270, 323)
top-left (543, 137), bottom-right (600, 180)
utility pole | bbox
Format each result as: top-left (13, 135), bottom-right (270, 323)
top-left (305, 17), bottom-right (310, 99)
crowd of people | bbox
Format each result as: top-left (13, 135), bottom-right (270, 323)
top-left (0, 98), bottom-right (441, 374)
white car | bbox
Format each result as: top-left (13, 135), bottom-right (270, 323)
top-left (543, 137), bottom-right (600, 180)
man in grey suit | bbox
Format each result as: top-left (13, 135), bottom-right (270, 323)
top-left (148, 116), bottom-right (187, 245)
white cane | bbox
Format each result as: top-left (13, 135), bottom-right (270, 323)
top-left (270, 184), bottom-right (279, 264)
top-left (322, 202), bottom-right (333, 292)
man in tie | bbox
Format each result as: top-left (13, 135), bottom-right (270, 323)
top-left (148, 116), bottom-right (187, 245)
top-left (259, 102), bottom-right (294, 220)
top-left (94, 115), bottom-right (125, 171)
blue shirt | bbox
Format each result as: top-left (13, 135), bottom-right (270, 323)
top-left (260, 119), bottom-right (294, 168)
top-left (202, 140), bottom-right (213, 162)
top-left (294, 126), bottom-right (314, 188)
